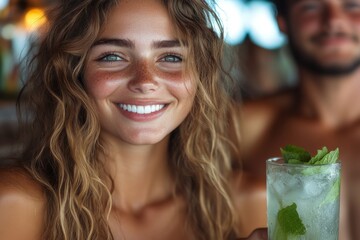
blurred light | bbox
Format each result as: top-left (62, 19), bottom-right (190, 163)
top-left (215, 0), bottom-right (248, 45)
top-left (24, 8), bottom-right (47, 31)
top-left (1, 24), bottom-right (15, 40)
top-left (0, 0), bottom-right (9, 10)
top-left (248, 1), bottom-right (286, 49)
top-left (215, 0), bottom-right (287, 49)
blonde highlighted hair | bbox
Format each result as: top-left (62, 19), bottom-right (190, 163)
top-left (17, 0), bottom-right (238, 239)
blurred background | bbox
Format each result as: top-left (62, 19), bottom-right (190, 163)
top-left (0, 0), bottom-right (297, 157)
top-left (214, 0), bottom-right (297, 100)
top-left (0, 0), bottom-right (54, 158)
top-left (0, 0), bottom-right (53, 98)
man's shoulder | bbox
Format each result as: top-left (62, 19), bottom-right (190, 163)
top-left (241, 88), bottom-right (296, 116)
top-left (236, 88), bottom-right (297, 156)
top-left (238, 88), bottom-right (297, 129)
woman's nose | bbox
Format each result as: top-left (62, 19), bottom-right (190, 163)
top-left (128, 61), bottom-right (159, 93)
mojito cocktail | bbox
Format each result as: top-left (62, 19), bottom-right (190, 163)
top-left (266, 146), bottom-right (341, 240)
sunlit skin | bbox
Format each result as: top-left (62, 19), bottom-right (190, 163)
top-left (235, 0), bottom-right (360, 239)
top-left (83, 4), bottom-right (195, 147)
top-left (0, 0), bottom-right (196, 239)
top-left (82, 0), bottom-right (196, 239)
top-left (283, 0), bottom-right (360, 69)
top-left (0, 0), bottom-right (273, 239)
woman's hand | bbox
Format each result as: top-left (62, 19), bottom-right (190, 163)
top-left (237, 228), bottom-right (268, 240)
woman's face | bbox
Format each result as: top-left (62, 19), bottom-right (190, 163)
top-left (83, 0), bottom-right (196, 145)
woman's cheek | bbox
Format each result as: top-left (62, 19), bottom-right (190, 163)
top-left (83, 70), bottom-right (124, 98)
top-left (174, 76), bottom-right (196, 99)
top-left (158, 70), bottom-right (196, 97)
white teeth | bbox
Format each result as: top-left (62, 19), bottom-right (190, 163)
top-left (119, 104), bottom-right (165, 114)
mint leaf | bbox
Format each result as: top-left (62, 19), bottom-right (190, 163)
top-left (280, 145), bottom-right (311, 163)
top-left (308, 147), bottom-right (328, 164)
top-left (321, 177), bottom-right (341, 206)
top-left (315, 148), bottom-right (339, 165)
top-left (280, 145), bottom-right (339, 166)
top-left (301, 165), bottom-right (328, 176)
top-left (277, 203), bottom-right (306, 236)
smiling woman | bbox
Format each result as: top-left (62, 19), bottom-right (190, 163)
top-left (82, 2), bottom-right (195, 145)
top-left (0, 0), bottom-right (266, 240)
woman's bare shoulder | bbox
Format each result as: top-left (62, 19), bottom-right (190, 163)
top-left (0, 167), bottom-right (43, 191)
top-left (0, 167), bottom-right (45, 239)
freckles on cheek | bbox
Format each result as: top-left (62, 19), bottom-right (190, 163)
top-left (84, 71), bottom-right (120, 98)
top-left (160, 70), bottom-right (196, 95)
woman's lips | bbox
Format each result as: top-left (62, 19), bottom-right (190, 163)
top-left (117, 103), bottom-right (168, 121)
top-left (118, 103), bottom-right (165, 114)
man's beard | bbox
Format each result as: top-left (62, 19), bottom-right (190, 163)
top-left (287, 33), bottom-right (360, 77)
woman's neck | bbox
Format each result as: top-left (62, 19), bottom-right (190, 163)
top-left (102, 136), bottom-right (175, 213)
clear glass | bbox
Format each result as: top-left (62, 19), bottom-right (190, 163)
top-left (266, 158), bottom-right (341, 240)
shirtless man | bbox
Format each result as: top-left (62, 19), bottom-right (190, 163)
top-left (234, 0), bottom-right (360, 239)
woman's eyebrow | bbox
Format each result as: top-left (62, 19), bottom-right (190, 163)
top-left (92, 38), bottom-right (135, 48)
top-left (91, 38), bottom-right (185, 49)
top-left (152, 40), bottom-right (183, 48)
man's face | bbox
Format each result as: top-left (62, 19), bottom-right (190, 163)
top-left (283, 0), bottom-right (360, 75)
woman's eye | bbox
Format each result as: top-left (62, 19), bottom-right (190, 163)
top-left (97, 54), bottom-right (123, 62)
top-left (160, 54), bottom-right (182, 63)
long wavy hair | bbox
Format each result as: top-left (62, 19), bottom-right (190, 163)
top-left (17, 0), bottom-right (238, 239)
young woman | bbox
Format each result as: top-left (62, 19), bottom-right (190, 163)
top-left (0, 0), bottom-right (266, 239)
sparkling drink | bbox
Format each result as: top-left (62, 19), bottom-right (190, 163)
top-left (266, 158), bottom-right (341, 240)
